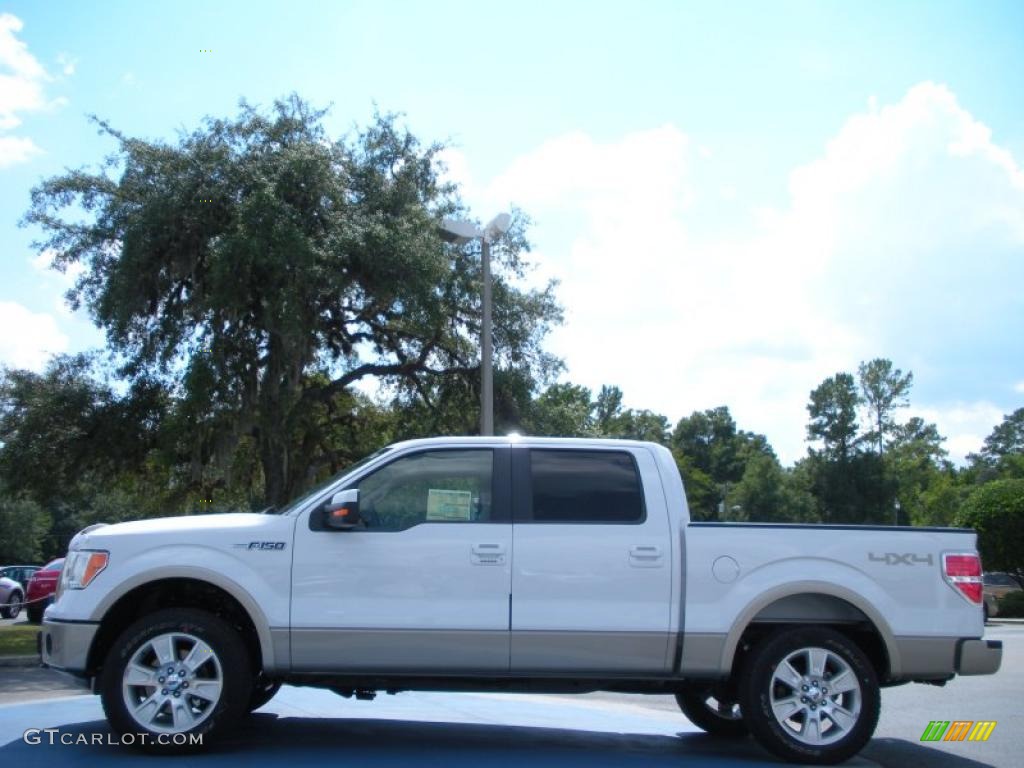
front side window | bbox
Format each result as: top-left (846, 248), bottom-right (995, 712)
top-left (356, 449), bottom-right (493, 531)
top-left (529, 449), bottom-right (645, 523)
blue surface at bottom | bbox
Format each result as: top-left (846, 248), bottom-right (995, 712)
top-left (0, 686), bottom-right (873, 767)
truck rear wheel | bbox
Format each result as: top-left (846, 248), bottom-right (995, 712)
top-left (675, 682), bottom-right (747, 738)
top-left (738, 627), bottom-right (880, 765)
top-left (100, 608), bottom-right (251, 752)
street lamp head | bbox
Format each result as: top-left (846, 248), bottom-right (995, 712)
top-left (484, 212), bottom-right (512, 239)
top-left (439, 217), bottom-right (483, 245)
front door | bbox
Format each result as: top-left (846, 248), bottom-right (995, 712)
top-left (291, 446), bottom-right (511, 672)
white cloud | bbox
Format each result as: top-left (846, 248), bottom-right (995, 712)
top-left (30, 249), bottom-right (86, 318)
top-left (0, 301), bottom-right (68, 370)
top-left (910, 402), bottom-right (1005, 464)
top-left (1015, 381), bottom-right (1024, 394)
top-left (455, 82), bottom-right (1024, 464)
top-left (30, 248), bottom-right (84, 281)
top-left (0, 133), bottom-right (40, 167)
top-left (56, 52), bottom-right (76, 76)
top-left (0, 13), bottom-right (60, 168)
top-left (0, 13), bottom-right (48, 129)
top-left (29, 250), bottom-right (51, 271)
top-left (435, 147), bottom-right (476, 200)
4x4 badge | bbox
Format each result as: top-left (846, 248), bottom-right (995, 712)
top-left (868, 552), bottom-right (933, 566)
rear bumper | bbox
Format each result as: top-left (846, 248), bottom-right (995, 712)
top-left (956, 638), bottom-right (1002, 676)
top-left (40, 618), bottom-right (98, 676)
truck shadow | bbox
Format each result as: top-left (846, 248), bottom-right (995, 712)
top-left (863, 737), bottom-right (997, 768)
top-left (0, 714), bottom-right (997, 768)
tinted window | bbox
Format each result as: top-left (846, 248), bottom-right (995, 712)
top-left (42, 559), bottom-right (63, 572)
top-left (529, 450), bottom-right (644, 523)
top-left (357, 450), bottom-right (493, 531)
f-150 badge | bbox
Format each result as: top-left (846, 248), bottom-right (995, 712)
top-left (232, 541), bottom-right (287, 551)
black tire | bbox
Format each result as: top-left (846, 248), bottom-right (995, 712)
top-left (26, 603), bottom-right (43, 624)
top-left (248, 679), bottom-right (281, 712)
top-left (1, 592), bottom-right (22, 619)
top-left (675, 682), bottom-right (747, 738)
top-left (739, 627), bottom-right (880, 765)
top-left (100, 608), bottom-right (252, 753)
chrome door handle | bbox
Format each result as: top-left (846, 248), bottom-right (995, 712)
top-left (629, 545), bottom-right (663, 567)
top-left (471, 543), bottom-right (506, 565)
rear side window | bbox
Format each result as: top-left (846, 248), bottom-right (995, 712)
top-left (529, 449), bottom-right (644, 523)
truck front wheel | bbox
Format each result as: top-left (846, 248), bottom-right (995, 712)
top-left (675, 682), bottom-right (747, 738)
top-left (738, 627), bottom-right (880, 765)
top-left (100, 608), bottom-right (252, 752)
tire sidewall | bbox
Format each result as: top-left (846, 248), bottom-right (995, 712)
top-left (3, 593), bottom-right (22, 619)
top-left (247, 679), bottom-right (282, 713)
top-left (100, 608), bottom-right (252, 752)
top-left (739, 627), bottom-right (880, 765)
top-left (676, 684), bottom-right (748, 739)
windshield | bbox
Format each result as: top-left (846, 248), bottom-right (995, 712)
top-left (266, 446), bottom-right (394, 515)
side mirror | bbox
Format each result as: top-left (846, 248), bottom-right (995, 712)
top-left (323, 489), bottom-right (363, 530)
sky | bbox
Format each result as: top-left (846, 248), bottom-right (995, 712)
top-left (1, 0), bottom-right (1022, 464)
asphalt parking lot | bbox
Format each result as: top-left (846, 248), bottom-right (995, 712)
top-left (0, 623), bottom-right (1018, 768)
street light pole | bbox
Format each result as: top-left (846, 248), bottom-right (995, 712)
top-left (480, 236), bottom-right (493, 436)
top-left (438, 213), bottom-right (511, 437)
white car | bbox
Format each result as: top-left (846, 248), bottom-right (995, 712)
top-left (41, 437), bottom-right (1001, 763)
top-left (0, 575), bottom-right (24, 619)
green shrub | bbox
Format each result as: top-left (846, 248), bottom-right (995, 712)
top-left (957, 479), bottom-right (1024, 588)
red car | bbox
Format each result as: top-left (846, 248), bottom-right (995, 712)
top-left (26, 558), bottom-right (63, 623)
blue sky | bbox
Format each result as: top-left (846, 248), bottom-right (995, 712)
top-left (1, 0), bottom-right (1022, 463)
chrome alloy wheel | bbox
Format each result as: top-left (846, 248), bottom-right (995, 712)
top-left (121, 632), bottom-right (224, 734)
top-left (768, 646), bottom-right (862, 746)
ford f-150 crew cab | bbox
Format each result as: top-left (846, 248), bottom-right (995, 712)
top-left (40, 436), bottom-right (1002, 763)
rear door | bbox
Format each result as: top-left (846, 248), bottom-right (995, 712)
top-left (510, 445), bottom-right (674, 673)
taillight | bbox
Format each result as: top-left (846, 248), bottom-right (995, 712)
top-left (942, 552), bottom-right (983, 604)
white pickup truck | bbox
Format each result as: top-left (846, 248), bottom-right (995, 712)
top-left (41, 436), bottom-right (1001, 763)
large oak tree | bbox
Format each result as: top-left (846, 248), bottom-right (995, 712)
top-left (23, 97), bottom-right (560, 506)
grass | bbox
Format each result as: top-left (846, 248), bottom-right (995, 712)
top-left (0, 623), bottom-right (40, 657)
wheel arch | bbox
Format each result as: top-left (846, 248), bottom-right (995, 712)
top-left (723, 582), bottom-right (901, 680)
top-left (86, 568), bottom-right (277, 676)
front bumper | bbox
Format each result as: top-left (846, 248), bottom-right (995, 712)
top-left (40, 618), bottom-right (98, 676)
top-left (956, 638), bottom-right (1002, 675)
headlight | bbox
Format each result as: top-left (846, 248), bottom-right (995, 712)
top-left (59, 550), bottom-right (109, 592)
